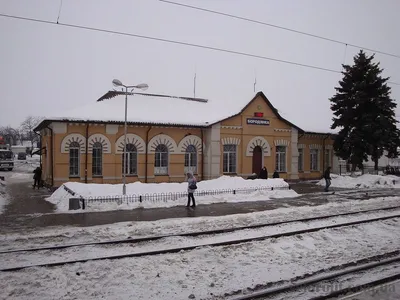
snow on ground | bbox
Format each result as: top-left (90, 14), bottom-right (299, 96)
top-left (317, 174), bottom-right (400, 189)
top-left (1, 195), bottom-right (399, 250)
top-left (0, 218), bottom-right (398, 300)
top-left (1, 208), bottom-right (398, 270)
top-left (12, 154), bottom-right (40, 173)
top-left (46, 176), bottom-right (299, 212)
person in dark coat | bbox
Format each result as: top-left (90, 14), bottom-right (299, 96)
top-left (273, 170), bottom-right (280, 178)
top-left (186, 172), bottom-right (197, 208)
top-left (33, 166), bottom-right (42, 189)
top-left (323, 166), bottom-right (332, 192)
top-left (259, 166), bottom-right (268, 179)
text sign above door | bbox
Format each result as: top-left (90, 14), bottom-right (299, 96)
top-left (246, 118), bottom-right (270, 126)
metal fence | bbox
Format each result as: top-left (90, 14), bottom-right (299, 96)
top-left (83, 185), bottom-right (290, 206)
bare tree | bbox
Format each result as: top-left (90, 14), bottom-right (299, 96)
top-left (20, 116), bottom-right (42, 148)
top-left (0, 126), bottom-right (20, 146)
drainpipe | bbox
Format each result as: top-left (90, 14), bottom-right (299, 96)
top-left (145, 126), bottom-right (152, 183)
top-left (45, 125), bottom-right (54, 187)
top-left (201, 128), bottom-right (204, 181)
top-left (84, 123), bottom-right (89, 183)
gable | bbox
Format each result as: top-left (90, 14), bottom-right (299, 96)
top-left (219, 92), bottom-right (302, 131)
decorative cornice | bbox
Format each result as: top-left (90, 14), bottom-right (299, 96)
top-left (274, 128), bottom-right (292, 132)
top-left (274, 139), bottom-right (290, 146)
top-left (309, 144), bottom-right (323, 149)
top-left (221, 126), bottom-right (242, 130)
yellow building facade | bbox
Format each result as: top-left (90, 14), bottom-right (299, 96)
top-left (36, 92), bottom-right (334, 187)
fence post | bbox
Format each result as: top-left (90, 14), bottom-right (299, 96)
top-left (139, 195), bottom-right (142, 203)
top-left (81, 198), bottom-right (85, 210)
top-left (233, 190), bottom-right (236, 195)
top-left (271, 187), bottom-right (274, 191)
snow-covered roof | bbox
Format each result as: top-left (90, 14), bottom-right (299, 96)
top-left (37, 91), bottom-right (334, 135)
top-left (44, 93), bottom-right (247, 127)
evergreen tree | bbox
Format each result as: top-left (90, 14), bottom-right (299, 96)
top-left (330, 50), bottom-right (400, 171)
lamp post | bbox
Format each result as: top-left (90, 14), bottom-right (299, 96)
top-left (111, 79), bottom-right (149, 195)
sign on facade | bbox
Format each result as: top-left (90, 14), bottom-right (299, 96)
top-left (246, 118), bottom-right (270, 126)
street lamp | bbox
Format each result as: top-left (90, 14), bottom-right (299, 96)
top-left (111, 79), bottom-right (149, 195)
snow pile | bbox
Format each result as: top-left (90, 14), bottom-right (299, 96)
top-left (46, 176), bottom-right (298, 212)
top-left (317, 174), bottom-right (400, 189)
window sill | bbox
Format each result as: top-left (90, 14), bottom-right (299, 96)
top-left (155, 174), bottom-right (169, 176)
top-left (92, 176), bottom-right (103, 178)
top-left (69, 176), bottom-right (80, 178)
top-left (223, 173), bottom-right (237, 175)
top-left (125, 175), bottom-right (138, 177)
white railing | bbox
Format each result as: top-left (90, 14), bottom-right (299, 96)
top-left (154, 167), bottom-right (168, 175)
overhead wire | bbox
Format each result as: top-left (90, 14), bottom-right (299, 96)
top-left (159, 0), bottom-right (400, 59)
top-left (0, 12), bottom-right (399, 87)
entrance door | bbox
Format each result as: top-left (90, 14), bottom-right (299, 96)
top-left (252, 146), bottom-right (262, 174)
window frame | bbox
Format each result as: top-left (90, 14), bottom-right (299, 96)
top-left (69, 141), bottom-right (80, 177)
top-left (92, 142), bottom-right (103, 177)
top-left (184, 145), bottom-right (197, 174)
top-left (122, 143), bottom-right (138, 176)
top-left (298, 148), bottom-right (304, 172)
top-left (154, 144), bottom-right (169, 175)
top-left (275, 145), bottom-right (287, 172)
top-left (310, 149), bottom-right (319, 171)
top-left (223, 144), bottom-right (237, 174)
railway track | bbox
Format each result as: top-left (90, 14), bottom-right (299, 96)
top-left (227, 252), bottom-right (400, 300)
top-left (1, 204), bottom-right (400, 255)
top-left (1, 207), bottom-right (399, 272)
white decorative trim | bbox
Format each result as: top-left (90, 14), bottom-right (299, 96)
top-left (138, 176), bottom-right (155, 179)
top-left (51, 122), bottom-right (67, 134)
top-left (177, 135), bottom-right (203, 154)
top-left (106, 124), bottom-right (119, 135)
top-left (298, 144), bottom-right (306, 149)
top-left (245, 136), bottom-right (271, 156)
top-left (325, 144), bottom-right (333, 149)
top-left (148, 134), bottom-right (178, 153)
top-left (309, 144), bottom-right (323, 149)
top-left (61, 133), bottom-right (86, 153)
top-left (274, 139), bottom-right (290, 146)
top-left (221, 137), bottom-right (241, 145)
top-left (115, 134), bottom-right (146, 154)
top-left (88, 134), bottom-right (111, 153)
top-left (54, 177), bottom-right (69, 181)
top-left (221, 126), bottom-right (242, 130)
top-left (274, 128), bottom-right (292, 132)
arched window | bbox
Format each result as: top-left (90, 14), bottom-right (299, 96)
top-left (154, 144), bottom-right (168, 175)
top-left (69, 141), bottom-right (80, 177)
top-left (92, 142), bottom-right (103, 176)
top-left (223, 144), bottom-right (237, 173)
top-left (122, 144), bottom-right (137, 175)
top-left (184, 145), bottom-right (197, 174)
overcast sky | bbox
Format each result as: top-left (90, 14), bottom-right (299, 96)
top-left (1, 0), bottom-right (399, 132)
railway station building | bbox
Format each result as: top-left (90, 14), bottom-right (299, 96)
top-left (34, 91), bottom-right (335, 187)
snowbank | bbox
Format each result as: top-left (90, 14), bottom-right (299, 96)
top-left (46, 176), bottom-right (298, 212)
top-left (317, 174), bottom-right (400, 189)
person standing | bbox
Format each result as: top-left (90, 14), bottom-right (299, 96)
top-left (259, 166), bottom-right (268, 179)
top-left (324, 166), bottom-right (332, 192)
top-left (33, 166), bottom-right (42, 189)
top-left (186, 172), bottom-right (197, 208)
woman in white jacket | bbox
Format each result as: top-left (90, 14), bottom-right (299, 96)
top-left (186, 172), bottom-right (197, 207)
